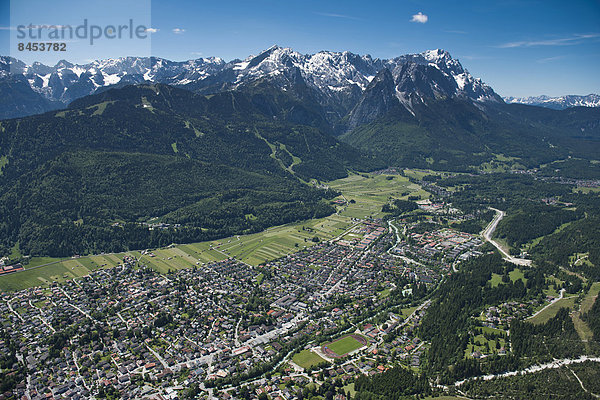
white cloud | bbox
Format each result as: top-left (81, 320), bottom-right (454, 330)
top-left (498, 33), bottom-right (600, 48)
top-left (411, 12), bottom-right (428, 24)
top-left (537, 55), bottom-right (565, 63)
top-left (172, 28), bottom-right (186, 34)
top-left (145, 28), bottom-right (159, 33)
top-left (314, 12), bottom-right (360, 21)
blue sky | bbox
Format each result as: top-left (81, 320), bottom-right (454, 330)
top-left (1, 0), bottom-right (599, 97)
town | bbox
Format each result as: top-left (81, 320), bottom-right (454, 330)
top-left (0, 214), bottom-right (483, 400)
top-left (0, 207), bottom-right (575, 400)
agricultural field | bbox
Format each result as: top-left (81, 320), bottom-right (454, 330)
top-left (0, 214), bottom-right (354, 291)
top-left (198, 214), bottom-right (352, 266)
top-left (0, 253), bottom-right (128, 291)
top-left (292, 350), bottom-right (327, 370)
top-left (323, 335), bottom-right (367, 357)
top-left (327, 172), bottom-right (427, 219)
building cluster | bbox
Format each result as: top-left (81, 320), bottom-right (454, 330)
top-left (0, 221), bottom-right (447, 399)
top-left (392, 226), bottom-right (483, 269)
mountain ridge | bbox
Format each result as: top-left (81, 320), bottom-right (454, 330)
top-left (504, 94), bottom-right (600, 110)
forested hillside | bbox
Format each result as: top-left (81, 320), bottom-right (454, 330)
top-left (0, 83), bottom-right (374, 257)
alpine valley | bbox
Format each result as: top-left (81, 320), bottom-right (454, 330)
top-left (0, 46), bottom-right (599, 257)
top-left (1, 45), bottom-right (600, 400)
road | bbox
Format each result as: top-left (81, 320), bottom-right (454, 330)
top-left (482, 208), bottom-right (532, 266)
top-left (6, 298), bottom-right (25, 322)
top-left (568, 365), bottom-right (600, 398)
top-left (526, 288), bottom-right (574, 321)
top-left (145, 344), bottom-right (169, 369)
top-left (399, 299), bottom-right (431, 328)
top-left (387, 220), bottom-right (426, 267)
top-left (234, 316), bottom-right (242, 347)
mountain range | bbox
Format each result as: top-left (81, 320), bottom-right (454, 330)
top-left (0, 46), bottom-right (502, 120)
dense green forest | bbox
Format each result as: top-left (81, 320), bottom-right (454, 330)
top-left (495, 204), bottom-right (582, 250)
top-left (461, 365), bottom-right (596, 400)
top-left (341, 99), bottom-right (600, 171)
top-left (451, 209), bottom-right (495, 234)
top-left (381, 199), bottom-right (418, 216)
top-left (582, 295), bottom-right (600, 342)
top-left (0, 83), bottom-right (382, 257)
top-left (419, 253), bottom-right (556, 383)
top-left (353, 367), bottom-right (430, 399)
top-left (437, 174), bottom-right (600, 276)
top-left (538, 158), bottom-right (600, 180)
top-left (437, 173), bottom-right (573, 212)
top-left (510, 308), bottom-right (585, 360)
top-left (0, 151), bottom-right (336, 256)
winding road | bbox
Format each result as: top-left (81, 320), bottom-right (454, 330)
top-left (482, 208), bottom-right (532, 266)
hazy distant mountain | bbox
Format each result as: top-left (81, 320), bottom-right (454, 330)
top-left (504, 94), bottom-right (600, 110)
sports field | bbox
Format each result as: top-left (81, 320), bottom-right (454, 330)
top-left (323, 335), bottom-right (367, 357)
top-left (292, 350), bottom-right (327, 369)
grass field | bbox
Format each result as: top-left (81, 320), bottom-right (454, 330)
top-left (543, 276), bottom-right (564, 297)
top-left (0, 254), bottom-right (126, 291)
top-left (0, 214), bottom-right (355, 291)
top-left (325, 335), bottom-right (365, 357)
top-left (401, 306), bottom-right (418, 318)
top-left (465, 326), bottom-right (508, 358)
top-left (529, 296), bottom-right (577, 325)
top-left (342, 383), bottom-right (356, 397)
top-left (489, 268), bottom-right (527, 288)
top-left (581, 282), bottom-right (600, 314)
top-left (574, 187), bottom-right (600, 194)
top-left (327, 173), bottom-right (427, 219)
top-left (292, 350), bottom-right (327, 370)
top-left (572, 282), bottom-right (600, 346)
